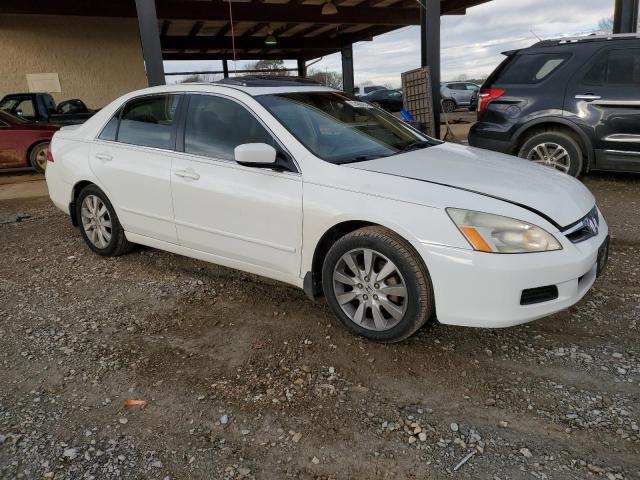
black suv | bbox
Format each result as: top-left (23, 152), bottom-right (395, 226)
top-left (469, 34), bottom-right (640, 177)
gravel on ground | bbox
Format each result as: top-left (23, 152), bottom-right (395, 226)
top-left (0, 173), bottom-right (639, 479)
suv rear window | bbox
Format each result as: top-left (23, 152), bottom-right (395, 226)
top-left (495, 53), bottom-right (570, 84)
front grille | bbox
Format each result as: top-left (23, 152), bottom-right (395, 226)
top-left (520, 285), bottom-right (559, 305)
top-left (564, 207), bottom-right (599, 244)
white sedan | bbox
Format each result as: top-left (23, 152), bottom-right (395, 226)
top-left (45, 78), bottom-right (609, 342)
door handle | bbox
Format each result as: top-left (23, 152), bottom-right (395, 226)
top-left (94, 152), bottom-right (113, 162)
top-left (174, 169), bottom-right (200, 180)
top-left (575, 94), bottom-right (602, 101)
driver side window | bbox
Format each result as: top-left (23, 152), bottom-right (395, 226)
top-left (184, 94), bottom-right (279, 161)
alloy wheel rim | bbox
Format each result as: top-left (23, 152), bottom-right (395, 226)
top-left (332, 248), bottom-right (408, 331)
top-left (81, 195), bottom-right (112, 248)
top-left (527, 142), bottom-right (571, 173)
top-left (34, 146), bottom-right (48, 171)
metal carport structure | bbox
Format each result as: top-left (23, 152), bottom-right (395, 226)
top-left (2, 0), bottom-right (638, 134)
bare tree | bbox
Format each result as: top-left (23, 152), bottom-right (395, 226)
top-left (598, 17), bottom-right (613, 33)
top-left (243, 59), bottom-right (290, 76)
top-left (307, 69), bottom-right (342, 89)
top-left (180, 74), bottom-right (204, 83)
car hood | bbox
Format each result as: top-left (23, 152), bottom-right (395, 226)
top-left (347, 142), bottom-right (594, 228)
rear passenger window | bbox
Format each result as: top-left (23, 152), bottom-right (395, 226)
top-left (497, 53), bottom-right (570, 84)
top-left (584, 48), bottom-right (640, 86)
top-left (98, 110), bottom-right (120, 141)
top-left (184, 95), bottom-right (277, 160)
top-left (117, 95), bottom-right (179, 149)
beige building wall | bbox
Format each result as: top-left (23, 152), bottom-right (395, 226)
top-left (0, 15), bottom-right (149, 109)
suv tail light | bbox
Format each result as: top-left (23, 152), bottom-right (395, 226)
top-left (478, 88), bottom-right (505, 113)
top-left (46, 144), bottom-right (54, 163)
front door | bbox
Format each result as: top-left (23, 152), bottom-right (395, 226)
top-left (170, 93), bottom-right (302, 280)
top-left (565, 46), bottom-right (640, 171)
top-left (89, 94), bottom-right (180, 243)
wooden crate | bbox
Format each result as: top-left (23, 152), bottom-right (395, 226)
top-left (401, 66), bottom-right (434, 136)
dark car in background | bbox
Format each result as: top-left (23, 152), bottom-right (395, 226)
top-left (361, 89), bottom-right (404, 112)
top-left (0, 110), bottom-right (58, 173)
top-left (0, 93), bottom-right (95, 126)
top-left (354, 85), bottom-right (386, 97)
top-left (469, 34), bottom-right (640, 177)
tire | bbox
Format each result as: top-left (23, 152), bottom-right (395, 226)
top-left (442, 99), bottom-right (456, 113)
top-left (518, 130), bottom-right (584, 177)
top-left (76, 184), bottom-right (134, 256)
top-left (322, 226), bottom-right (435, 343)
top-left (29, 142), bottom-right (49, 174)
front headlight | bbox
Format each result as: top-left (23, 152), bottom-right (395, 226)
top-left (447, 208), bottom-right (562, 253)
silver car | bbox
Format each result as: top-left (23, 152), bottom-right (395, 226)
top-left (440, 82), bottom-right (480, 112)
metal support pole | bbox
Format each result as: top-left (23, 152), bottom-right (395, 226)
top-left (613, 0), bottom-right (639, 33)
top-left (135, 0), bottom-right (165, 86)
top-left (341, 44), bottom-right (354, 94)
top-left (222, 59), bottom-right (229, 78)
top-left (297, 57), bottom-right (306, 77)
top-left (420, 0), bottom-right (441, 138)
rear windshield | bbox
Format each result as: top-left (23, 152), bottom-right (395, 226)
top-left (493, 53), bottom-right (570, 85)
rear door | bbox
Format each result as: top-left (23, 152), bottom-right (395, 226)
top-left (448, 83), bottom-right (469, 105)
top-left (89, 94), bottom-right (180, 243)
top-left (565, 45), bottom-right (640, 171)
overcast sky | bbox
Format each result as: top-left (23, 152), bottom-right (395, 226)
top-left (164, 0), bottom-right (616, 86)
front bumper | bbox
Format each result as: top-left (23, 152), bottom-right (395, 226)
top-left (417, 217), bottom-right (609, 328)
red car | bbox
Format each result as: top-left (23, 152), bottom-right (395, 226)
top-left (0, 110), bottom-right (58, 173)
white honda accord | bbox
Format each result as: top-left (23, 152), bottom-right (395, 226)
top-left (45, 78), bottom-right (609, 342)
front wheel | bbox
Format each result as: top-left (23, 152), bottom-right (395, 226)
top-left (76, 184), bottom-right (134, 256)
top-left (322, 226), bottom-right (434, 343)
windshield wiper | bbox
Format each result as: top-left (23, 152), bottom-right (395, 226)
top-left (399, 140), bottom-right (433, 153)
top-left (334, 154), bottom-right (386, 165)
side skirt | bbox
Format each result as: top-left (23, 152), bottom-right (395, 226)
top-left (124, 231), bottom-right (305, 290)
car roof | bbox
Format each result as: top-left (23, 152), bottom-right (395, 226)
top-left (528, 32), bottom-right (640, 49)
top-left (129, 77), bottom-right (338, 98)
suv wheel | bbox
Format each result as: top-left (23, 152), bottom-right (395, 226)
top-left (442, 99), bottom-right (456, 113)
top-left (76, 184), bottom-right (134, 256)
top-left (322, 226), bottom-right (434, 343)
top-left (518, 130), bottom-right (584, 177)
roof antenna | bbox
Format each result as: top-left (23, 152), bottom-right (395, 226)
top-left (530, 30), bottom-right (542, 41)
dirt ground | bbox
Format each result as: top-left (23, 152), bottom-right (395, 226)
top-left (0, 172), bottom-right (639, 480)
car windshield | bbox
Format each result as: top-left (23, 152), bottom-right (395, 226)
top-left (256, 91), bottom-right (435, 164)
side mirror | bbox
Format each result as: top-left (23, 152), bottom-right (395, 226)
top-left (234, 143), bottom-right (277, 168)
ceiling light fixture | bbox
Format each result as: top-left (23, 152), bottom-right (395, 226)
top-left (321, 0), bottom-right (338, 15)
top-left (265, 30), bottom-right (277, 46)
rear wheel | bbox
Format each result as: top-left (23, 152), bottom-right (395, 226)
top-left (442, 99), bottom-right (456, 113)
top-left (518, 130), bottom-right (584, 177)
top-left (76, 184), bottom-right (134, 256)
top-left (322, 226), bottom-right (434, 343)
top-left (29, 142), bottom-right (49, 174)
